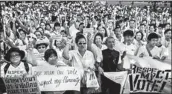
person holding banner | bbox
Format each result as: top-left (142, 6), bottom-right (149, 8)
top-left (41, 48), bottom-right (66, 94)
top-left (63, 34), bottom-right (99, 94)
top-left (101, 36), bottom-right (125, 94)
top-left (1, 47), bottom-right (32, 78)
top-left (137, 33), bottom-right (163, 60)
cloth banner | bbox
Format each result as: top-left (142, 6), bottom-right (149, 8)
top-left (32, 66), bottom-right (81, 91)
top-left (3, 76), bottom-right (41, 94)
top-left (126, 55), bottom-right (171, 93)
top-left (104, 71), bottom-right (128, 94)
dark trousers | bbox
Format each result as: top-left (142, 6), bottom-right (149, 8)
top-left (101, 75), bottom-right (121, 94)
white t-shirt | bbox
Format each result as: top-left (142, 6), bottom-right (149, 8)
top-left (123, 43), bottom-right (137, 56)
top-left (137, 45), bottom-right (162, 58)
top-left (1, 62), bottom-right (32, 78)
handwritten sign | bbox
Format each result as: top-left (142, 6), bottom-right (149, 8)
top-left (3, 76), bottom-right (41, 94)
top-left (32, 66), bottom-right (81, 91)
top-left (86, 72), bottom-right (99, 88)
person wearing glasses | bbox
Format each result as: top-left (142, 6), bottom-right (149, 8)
top-left (26, 38), bottom-right (50, 66)
top-left (63, 34), bottom-right (96, 94)
top-left (0, 47), bottom-right (32, 78)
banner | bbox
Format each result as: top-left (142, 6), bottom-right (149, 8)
top-left (126, 55), bottom-right (171, 93)
top-left (104, 71), bottom-right (128, 94)
top-left (32, 66), bottom-right (81, 91)
top-left (3, 76), bottom-right (41, 94)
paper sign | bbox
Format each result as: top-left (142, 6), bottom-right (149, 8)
top-left (86, 72), bottom-right (99, 88)
top-left (3, 76), bottom-right (41, 94)
top-left (32, 66), bottom-right (81, 91)
top-left (83, 28), bottom-right (94, 34)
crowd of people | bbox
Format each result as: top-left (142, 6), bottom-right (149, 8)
top-left (0, 1), bottom-right (171, 94)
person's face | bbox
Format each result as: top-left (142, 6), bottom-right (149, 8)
top-left (95, 36), bottom-right (102, 45)
top-left (35, 32), bottom-right (42, 39)
top-left (98, 27), bottom-right (105, 36)
top-left (140, 25), bottom-right (145, 31)
top-left (54, 26), bottom-right (61, 31)
top-left (135, 33), bottom-right (142, 41)
top-left (165, 24), bottom-right (170, 29)
top-left (158, 27), bottom-right (163, 34)
top-left (60, 32), bottom-right (67, 37)
top-left (124, 36), bottom-right (133, 43)
top-left (149, 38), bottom-right (158, 47)
top-left (19, 31), bottom-right (26, 39)
top-left (114, 28), bottom-right (121, 37)
top-left (129, 21), bottom-right (135, 28)
top-left (106, 38), bottom-right (115, 49)
top-left (48, 54), bottom-right (57, 65)
top-left (77, 38), bottom-right (87, 51)
top-left (165, 31), bottom-right (171, 40)
top-left (38, 28), bottom-right (44, 33)
top-left (45, 25), bottom-right (51, 30)
top-left (0, 32), bottom-right (4, 42)
top-left (149, 26), bottom-right (155, 33)
top-left (10, 52), bottom-right (21, 65)
top-left (40, 23), bottom-right (45, 29)
top-left (79, 24), bottom-right (84, 30)
top-left (37, 44), bottom-right (47, 53)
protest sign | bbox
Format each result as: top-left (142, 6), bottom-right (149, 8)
top-left (3, 76), bottom-right (41, 94)
top-left (32, 66), bottom-right (81, 91)
top-left (83, 28), bottom-right (94, 34)
top-left (86, 71), bottom-right (99, 88)
top-left (104, 71), bottom-right (128, 94)
top-left (126, 55), bottom-right (171, 93)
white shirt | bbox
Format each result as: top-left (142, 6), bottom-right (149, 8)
top-left (1, 62), bottom-right (32, 78)
top-left (137, 45), bottom-right (161, 58)
top-left (68, 50), bottom-right (95, 75)
top-left (123, 43), bottom-right (137, 56)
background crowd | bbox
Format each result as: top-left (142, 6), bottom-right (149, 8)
top-left (0, 1), bottom-right (171, 94)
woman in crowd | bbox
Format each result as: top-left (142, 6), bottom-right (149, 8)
top-left (42, 49), bottom-right (66, 94)
top-left (63, 34), bottom-right (99, 94)
top-left (1, 47), bottom-right (32, 78)
top-left (93, 33), bottom-right (107, 51)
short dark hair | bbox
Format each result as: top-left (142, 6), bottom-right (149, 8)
top-left (75, 34), bottom-right (86, 44)
top-left (44, 49), bottom-right (57, 62)
top-left (164, 29), bottom-right (171, 34)
top-left (135, 31), bottom-right (144, 40)
top-left (54, 22), bottom-right (60, 27)
top-left (35, 43), bottom-right (48, 49)
top-left (149, 24), bottom-right (156, 29)
top-left (18, 29), bottom-right (26, 35)
top-left (79, 23), bottom-right (84, 27)
top-left (147, 33), bottom-right (159, 41)
top-left (34, 30), bottom-right (43, 36)
top-left (94, 33), bottom-right (103, 44)
top-left (123, 30), bottom-right (134, 37)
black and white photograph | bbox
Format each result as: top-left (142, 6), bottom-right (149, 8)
top-left (0, 1), bottom-right (171, 94)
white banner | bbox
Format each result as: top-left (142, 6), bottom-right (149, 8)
top-left (32, 66), bottom-right (81, 91)
top-left (104, 71), bottom-right (128, 94)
